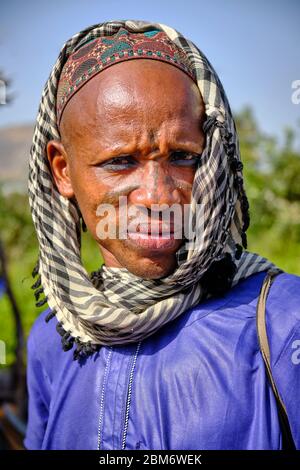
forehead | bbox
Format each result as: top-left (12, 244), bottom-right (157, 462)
top-left (60, 60), bottom-right (204, 144)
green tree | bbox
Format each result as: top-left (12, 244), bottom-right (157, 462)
top-left (235, 107), bottom-right (300, 273)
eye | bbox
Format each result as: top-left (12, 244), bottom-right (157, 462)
top-left (100, 155), bottom-right (136, 171)
top-left (170, 151), bottom-right (200, 166)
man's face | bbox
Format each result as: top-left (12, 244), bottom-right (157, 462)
top-left (47, 59), bottom-right (206, 279)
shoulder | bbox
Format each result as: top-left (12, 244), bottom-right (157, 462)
top-left (265, 271), bottom-right (300, 447)
top-left (187, 270), bottom-right (300, 327)
top-left (180, 270), bottom-right (300, 361)
top-left (184, 270), bottom-right (269, 327)
top-left (26, 307), bottom-right (68, 379)
top-left (266, 272), bottom-right (300, 367)
top-left (27, 307), bottom-right (60, 352)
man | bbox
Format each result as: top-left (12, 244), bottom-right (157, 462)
top-left (25, 20), bottom-right (300, 450)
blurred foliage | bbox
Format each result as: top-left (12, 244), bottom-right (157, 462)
top-left (0, 187), bottom-right (101, 365)
top-left (235, 107), bottom-right (300, 272)
top-left (0, 107), bottom-right (299, 365)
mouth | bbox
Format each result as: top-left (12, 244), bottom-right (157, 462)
top-left (126, 223), bottom-right (182, 251)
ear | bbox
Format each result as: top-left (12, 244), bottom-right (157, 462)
top-left (46, 140), bottom-right (75, 198)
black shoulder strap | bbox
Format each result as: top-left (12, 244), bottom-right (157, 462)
top-left (256, 268), bottom-right (296, 450)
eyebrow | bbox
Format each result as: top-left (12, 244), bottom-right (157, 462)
top-left (97, 141), bottom-right (204, 160)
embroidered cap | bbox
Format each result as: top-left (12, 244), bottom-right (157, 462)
top-left (56, 28), bottom-right (197, 125)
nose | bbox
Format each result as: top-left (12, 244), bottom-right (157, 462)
top-left (130, 160), bottom-right (181, 208)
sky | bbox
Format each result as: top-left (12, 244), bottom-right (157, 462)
top-left (1, 0), bottom-right (299, 145)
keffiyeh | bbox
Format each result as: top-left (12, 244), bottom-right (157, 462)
top-left (28, 19), bottom-right (277, 360)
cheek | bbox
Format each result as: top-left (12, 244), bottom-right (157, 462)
top-left (169, 166), bottom-right (196, 200)
top-left (168, 158), bottom-right (197, 180)
top-left (69, 168), bottom-right (110, 222)
top-left (70, 168), bottom-right (139, 238)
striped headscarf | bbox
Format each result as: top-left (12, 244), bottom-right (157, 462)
top-left (29, 19), bottom-right (277, 360)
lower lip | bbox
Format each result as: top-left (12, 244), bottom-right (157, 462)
top-left (126, 231), bottom-right (180, 250)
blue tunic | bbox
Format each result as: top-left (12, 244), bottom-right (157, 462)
top-left (24, 271), bottom-right (300, 450)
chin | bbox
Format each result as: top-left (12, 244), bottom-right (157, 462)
top-left (122, 255), bottom-right (178, 280)
top-left (98, 240), bottom-right (180, 279)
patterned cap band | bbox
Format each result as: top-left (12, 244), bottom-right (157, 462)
top-left (56, 28), bottom-right (197, 125)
